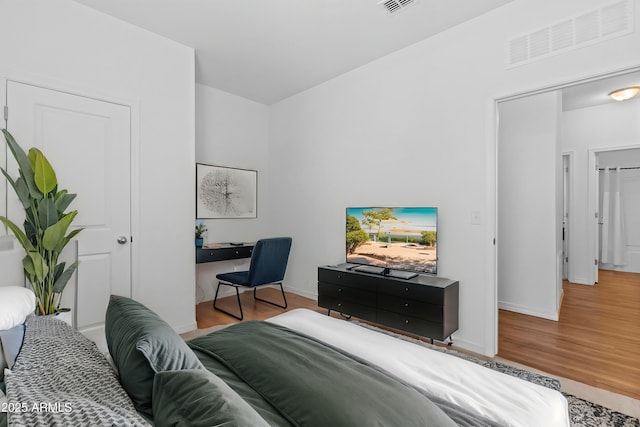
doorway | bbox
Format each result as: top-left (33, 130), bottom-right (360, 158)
top-left (590, 147), bottom-right (640, 277)
top-left (496, 69), bottom-right (640, 396)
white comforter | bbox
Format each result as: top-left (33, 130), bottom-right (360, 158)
top-left (267, 309), bottom-right (570, 427)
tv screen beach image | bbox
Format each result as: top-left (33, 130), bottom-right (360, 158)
top-left (346, 207), bottom-right (437, 274)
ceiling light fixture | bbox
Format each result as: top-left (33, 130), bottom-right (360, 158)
top-left (608, 86), bottom-right (640, 101)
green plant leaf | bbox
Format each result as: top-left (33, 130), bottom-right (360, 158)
top-left (38, 197), bottom-right (59, 229)
top-left (26, 250), bottom-right (48, 284)
top-left (54, 191), bottom-right (77, 213)
top-left (0, 216), bottom-right (35, 252)
top-left (1, 169), bottom-right (34, 211)
top-left (42, 211), bottom-right (78, 252)
top-left (22, 255), bottom-right (37, 284)
top-left (53, 262), bottom-right (66, 282)
top-left (15, 177), bottom-right (33, 209)
top-left (23, 218), bottom-right (37, 245)
top-left (53, 189), bottom-right (66, 201)
top-left (29, 148), bottom-right (57, 195)
top-left (52, 261), bottom-right (79, 294)
top-left (3, 129), bottom-right (32, 178)
top-left (61, 227), bottom-right (83, 249)
top-left (2, 129), bottom-right (40, 199)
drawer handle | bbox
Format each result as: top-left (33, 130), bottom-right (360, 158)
top-left (405, 287), bottom-right (409, 292)
top-left (338, 303), bottom-right (342, 307)
top-left (210, 252), bottom-right (215, 256)
top-left (337, 274), bottom-right (342, 279)
top-left (405, 319), bottom-right (410, 324)
top-left (404, 303), bottom-right (409, 307)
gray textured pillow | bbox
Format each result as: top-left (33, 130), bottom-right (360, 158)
top-left (105, 295), bottom-right (202, 418)
top-left (153, 369), bottom-right (270, 427)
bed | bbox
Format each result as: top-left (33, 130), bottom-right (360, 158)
top-left (3, 295), bottom-right (571, 426)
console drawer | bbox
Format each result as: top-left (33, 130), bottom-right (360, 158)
top-left (318, 282), bottom-right (376, 307)
top-left (379, 281), bottom-right (443, 303)
top-left (318, 268), bottom-right (384, 291)
top-left (377, 310), bottom-right (445, 341)
top-left (377, 295), bottom-right (443, 322)
top-left (318, 295), bottom-right (377, 321)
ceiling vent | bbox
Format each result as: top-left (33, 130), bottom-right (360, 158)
top-left (378, 0), bottom-right (416, 15)
top-left (507, 0), bottom-right (633, 67)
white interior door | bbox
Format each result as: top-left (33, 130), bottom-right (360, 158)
top-left (6, 80), bottom-right (131, 331)
top-left (594, 158), bottom-right (600, 284)
top-left (562, 154), bottom-right (570, 281)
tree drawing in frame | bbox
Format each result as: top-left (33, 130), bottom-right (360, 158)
top-left (197, 164), bottom-right (257, 219)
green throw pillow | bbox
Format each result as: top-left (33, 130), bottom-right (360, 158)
top-left (105, 295), bottom-right (202, 418)
top-left (153, 369), bottom-right (270, 427)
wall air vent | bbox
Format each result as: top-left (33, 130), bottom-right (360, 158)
top-left (507, 0), bottom-right (633, 67)
top-left (378, 0), bottom-right (416, 15)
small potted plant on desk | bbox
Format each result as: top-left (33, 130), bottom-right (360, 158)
top-left (195, 222), bottom-right (207, 248)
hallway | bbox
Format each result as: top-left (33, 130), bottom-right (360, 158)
top-left (498, 270), bottom-right (640, 400)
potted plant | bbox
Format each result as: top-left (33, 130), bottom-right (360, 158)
top-left (195, 222), bottom-right (207, 248)
top-left (0, 129), bottom-right (82, 315)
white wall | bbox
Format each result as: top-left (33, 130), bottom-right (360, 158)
top-left (0, 0), bottom-right (196, 332)
top-left (498, 92), bottom-right (563, 320)
top-left (195, 84), bottom-right (271, 302)
top-left (562, 99), bottom-right (640, 280)
top-left (268, 0), bottom-right (640, 355)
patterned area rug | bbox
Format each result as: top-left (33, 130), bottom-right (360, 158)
top-left (352, 321), bottom-right (639, 427)
top-left (565, 394), bottom-right (639, 427)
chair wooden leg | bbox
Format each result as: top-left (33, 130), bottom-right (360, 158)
top-left (213, 281), bottom-right (244, 320)
top-left (253, 283), bottom-right (288, 309)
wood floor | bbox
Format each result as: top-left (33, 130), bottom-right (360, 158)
top-left (196, 287), bottom-right (325, 328)
top-left (196, 271), bottom-right (640, 400)
top-left (498, 270), bottom-right (640, 400)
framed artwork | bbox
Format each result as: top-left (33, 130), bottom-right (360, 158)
top-left (196, 163), bottom-right (257, 219)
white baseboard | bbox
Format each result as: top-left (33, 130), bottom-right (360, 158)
top-left (498, 301), bottom-right (559, 321)
top-left (175, 321), bottom-right (199, 335)
top-left (448, 335), bottom-right (489, 357)
top-left (283, 285), bottom-right (317, 300)
top-left (568, 277), bottom-right (594, 285)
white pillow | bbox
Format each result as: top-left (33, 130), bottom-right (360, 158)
top-left (0, 287), bottom-right (36, 330)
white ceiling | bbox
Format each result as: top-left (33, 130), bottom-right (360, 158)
top-left (72, 0), bottom-right (513, 105)
top-left (562, 71), bottom-right (640, 111)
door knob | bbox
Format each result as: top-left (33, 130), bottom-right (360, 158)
top-left (117, 236), bottom-right (128, 244)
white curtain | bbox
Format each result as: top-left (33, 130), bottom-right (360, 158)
top-left (600, 167), bottom-right (627, 266)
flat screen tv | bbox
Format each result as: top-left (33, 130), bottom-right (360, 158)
top-left (346, 207), bottom-right (437, 276)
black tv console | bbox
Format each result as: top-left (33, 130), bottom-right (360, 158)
top-left (317, 264), bottom-right (459, 342)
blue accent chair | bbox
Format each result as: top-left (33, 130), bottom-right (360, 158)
top-left (213, 237), bottom-right (292, 320)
